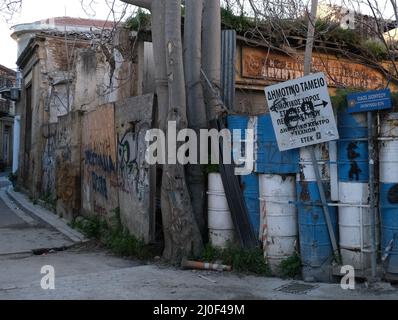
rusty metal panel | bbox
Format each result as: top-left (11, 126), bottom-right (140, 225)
top-left (240, 46), bottom-right (396, 91)
top-left (56, 111), bottom-right (82, 222)
top-left (81, 103), bottom-right (119, 218)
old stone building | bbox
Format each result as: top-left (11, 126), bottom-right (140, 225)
top-left (0, 64), bottom-right (16, 171)
top-left (13, 16), bottom-right (157, 242)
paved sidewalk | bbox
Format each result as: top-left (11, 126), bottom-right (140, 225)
top-left (6, 186), bottom-right (86, 243)
top-left (0, 187), bottom-right (76, 255)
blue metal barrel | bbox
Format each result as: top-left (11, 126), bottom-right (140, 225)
top-left (379, 113), bottom-right (398, 276)
top-left (241, 173), bottom-right (260, 237)
top-left (337, 112), bottom-right (369, 183)
top-left (297, 181), bottom-right (338, 268)
top-left (256, 115), bottom-right (299, 174)
top-left (227, 115), bottom-right (260, 237)
top-left (380, 183), bottom-right (398, 274)
top-left (297, 144), bottom-right (337, 282)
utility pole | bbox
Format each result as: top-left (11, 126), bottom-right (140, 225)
top-left (303, 0), bottom-right (340, 261)
top-left (303, 0), bottom-right (318, 75)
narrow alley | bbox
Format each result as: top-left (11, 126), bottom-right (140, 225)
top-left (0, 174), bottom-right (397, 300)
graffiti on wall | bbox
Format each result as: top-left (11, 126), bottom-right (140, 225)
top-left (117, 122), bottom-right (150, 202)
top-left (85, 149), bottom-right (116, 173)
top-left (42, 131), bottom-right (57, 197)
top-left (81, 104), bottom-right (118, 216)
top-left (92, 171), bottom-right (108, 199)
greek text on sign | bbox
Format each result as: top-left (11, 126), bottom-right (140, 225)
top-left (347, 89), bottom-right (392, 114)
top-left (264, 72), bottom-right (339, 151)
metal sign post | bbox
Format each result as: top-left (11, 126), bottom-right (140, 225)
top-left (264, 72), bottom-right (341, 261)
top-left (309, 146), bottom-right (339, 256)
top-left (368, 111), bottom-right (377, 278)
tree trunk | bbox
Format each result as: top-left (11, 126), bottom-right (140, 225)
top-left (151, 0), bottom-right (168, 131)
top-left (162, 0), bottom-right (203, 262)
top-left (184, 0), bottom-right (207, 240)
top-left (202, 0), bottom-right (222, 121)
top-left (121, 0), bottom-right (204, 263)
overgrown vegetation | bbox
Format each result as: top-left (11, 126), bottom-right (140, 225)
top-left (40, 190), bottom-right (56, 209)
top-left (125, 8), bottom-right (151, 31)
top-left (362, 39), bottom-right (388, 60)
top-left (219, 7), bottom-right (394, 63)
top-left (278, 254), bottom-right (302, 279)
top-left (330, 88), bottom-right (362, 112)
top-left (71, 208), bottom-right (156, 260)
top-left (221, 7), bottom-right (254, 32)
top-left (202, 163), bottom-right (219, 175)
top-left (8, 172), bottom-right (17, 188)
top-left (198, 243), bottom-right (271, 276)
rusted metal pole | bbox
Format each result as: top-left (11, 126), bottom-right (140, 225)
top-left (303, 0), bottom-right (340, 259)
top-left (368, 111), bottom-right (377, 278)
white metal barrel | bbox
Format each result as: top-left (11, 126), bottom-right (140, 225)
top-left (207, 173), bottom-right (235, 248)
top-left (259, 174), bottom-right (297, 272)
top-left (338, 182), bottom-right (377, 270)
top-left (337, 111), bottom-right (378, 271)
top-left (299, 143), bottom-right (330, 182)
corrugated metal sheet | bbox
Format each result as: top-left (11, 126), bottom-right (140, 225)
top-left (221, 30), bottom-right (236, 110)
top-left (211, 118), bottom-right (258, 249)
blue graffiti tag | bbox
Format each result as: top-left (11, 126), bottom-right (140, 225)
top-left (85, 150), bottom-right (116, 173)
top-left (92, 171), bottom-right (108, 199)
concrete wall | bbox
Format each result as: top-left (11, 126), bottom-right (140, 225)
top-left (115, 94), bottom-right (155, 243)
top-left (15, 29), bottom-right (157, 242)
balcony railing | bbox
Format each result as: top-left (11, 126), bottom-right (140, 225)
top-left (0, 98), bottom-right (11, 116)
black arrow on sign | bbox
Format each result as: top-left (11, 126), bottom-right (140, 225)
top-left (314, 100), bottom-right (328, 108)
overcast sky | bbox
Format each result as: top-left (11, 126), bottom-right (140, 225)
top-left (0, 0), bottom-right (395, 70)
top-left (0, 0), bottom-right (135, 69)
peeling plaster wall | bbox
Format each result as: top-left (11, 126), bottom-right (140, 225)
top-left (17, 35), bottom-right (91, 199)
top-left (72, 28), bottom-right (155, 113)
top-left (73, 49), bottom-right (111, 112)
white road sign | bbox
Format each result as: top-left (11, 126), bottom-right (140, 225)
top-left (264, 72), bottom-right (339, 151)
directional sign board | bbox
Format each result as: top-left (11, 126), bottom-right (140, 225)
top-left (347, 89), bottom-right (392, 114)
top-left (264, 72), bottom-right (339, 151)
